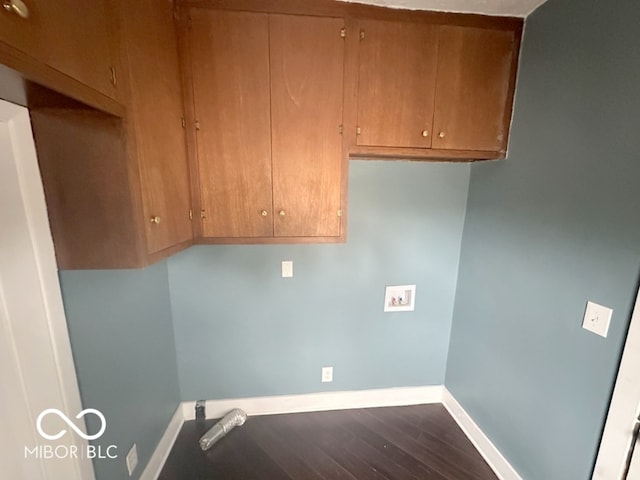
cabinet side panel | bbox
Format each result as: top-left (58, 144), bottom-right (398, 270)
top-left (30, 110), bottom-right (142, 269)
top-left (433, 26), bottom-right (515, 152)
top-left (270, 14), bottom-right (344, 238)
top-left (189, 9), bottom-right (273, 238)
top-left (121, 0), bottom-right (193, 254)
top-left (356, 20), bottom-right (439, 149)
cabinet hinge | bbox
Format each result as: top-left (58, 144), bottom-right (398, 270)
top-left (195, 120), bottom-right (201, 131)
top-left (338, 124), bottom-right (343, 135)
top-left (187, 16), bottom-right (192, 29)
top-left (189, 209), bottom-right (193, 220)
top-left (109, 66), bottom-right (117, 86)
top-left (337, 209), bottom-right (342, 217)
top-left (200, 209), bottom-right (206, 220)
top-left (181, 117), bottom-right (186, 129)
top-left (356, 126), bottom-right (362, 135)
top-left (340, 27), bottom-right (346, 38)
top-left (359, 30), bottom-right (365, 40)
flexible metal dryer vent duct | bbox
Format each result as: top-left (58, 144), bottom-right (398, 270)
top-left (199, 408), bottom-right (247, 451)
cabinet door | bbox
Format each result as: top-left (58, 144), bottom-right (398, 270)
top-left (0, 0), bottom-right (45, 62)
top-left (270, 14), bottom-right (344, 237)
top-left (0, 0), bottom-right (116, 98)
top-left (189, 9), bottom-right (273, 238)
top-left (356, 20), bottom-right (438, 148)
top-left (122, 0), bottom-right (192, 254)
top-left (39, 0), bottom-right (116, 98)
top-left (432, 26), bottom-right (515, 152)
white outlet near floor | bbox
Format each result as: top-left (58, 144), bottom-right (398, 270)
top-left (321, 366), bottom-right (333, 383)
top-left (126, 443), bottom-right (138, 476)
top-left (582, 301), bottom-right (613, 338)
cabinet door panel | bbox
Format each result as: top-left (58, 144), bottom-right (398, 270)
top-left (356, 20), bottom-right (438, 148)
top-left (123, 0), bottom-right (192, 254)
top-left (433, 26), bottom-right (515, 152)
top-left (189, 9), bottom-right (273, 238)
top-left (270, 14), bottom-right (344, 237)
top-left (0, 0), bottom-right (115, 98)
top-left (39, 0), bottom-right (115, 98)
top-left (0, 0), bottom-right (45, 61)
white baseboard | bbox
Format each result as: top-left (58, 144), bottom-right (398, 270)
top-left (442, 388), bottom-right (522, 480)
top-left (142, 387), bottom-right (520, 480)
top-left (139, 405), bottom-right (184, 480)
top-left (182, 385), bottom-right (444, 420)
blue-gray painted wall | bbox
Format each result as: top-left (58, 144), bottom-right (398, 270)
top-left (59, 261), bottom-right (181, 480)
top-left (57, 1), bottom-right (640, 478)
top-left (446, 0), bottom-right (640, 479)
top-left (167, 160), bottom-right (470, 400)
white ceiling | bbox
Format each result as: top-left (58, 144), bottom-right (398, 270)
top-left (339, 0), bottom-right (549, 17)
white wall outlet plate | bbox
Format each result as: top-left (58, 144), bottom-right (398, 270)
top-left (321, 366), bottom-right (333, 383)
top-left (126, 443), bottom-right (138, 476)
top-left (384, 285), bottom-right (416, 312)
top-left (281, 260), bottom-right (293, 278)
top-left (582, 301), bottom-right (613, 338)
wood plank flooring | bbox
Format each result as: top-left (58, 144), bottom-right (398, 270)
top-left (159, 404), bottom-right (498, 480)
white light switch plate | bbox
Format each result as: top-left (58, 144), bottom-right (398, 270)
top-left (582, 301), bottom-right (613, 338)
top-left (281, 261), bottom-right (293, 278)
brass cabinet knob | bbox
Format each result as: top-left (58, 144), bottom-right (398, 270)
top-left (260, 210), bottom-right (268, 217)
top-left (421, 130), bottom-right (429, 137)
top-left (2, 0), bottom-right (29, 18)
top-left (438, 131), bottom-right (446, 139)
top-left (279, 210), bottom-right (286, 217)
top-left (150, 216), bottom-right (161, 224)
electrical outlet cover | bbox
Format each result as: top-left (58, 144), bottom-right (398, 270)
top-left (582, 301), bottom-right (613, 338)
top-left (126, 443), bottom-right (138, 476)
top-left (282, 261), bottom-right (293, 278)
top-left (321, 366), bottom-right (333, 383)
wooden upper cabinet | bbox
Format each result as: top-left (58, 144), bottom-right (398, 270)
top-left (189, 9), bottom-right (273, 238)
top-left (356, 20), bottom-right (438, 149)
top-left (352, 19), bottom-right (520, 158)
top-left (120, 0), bottom-right (192, 254)
top-left (185, 9), bottom-right (345, 241)
top-left (0, 0), bottom-right (117, 99)
top-left (30, 0), bottom-right (193, 269)
top-left (432, 26), bottom-right (516, 152)
top-left (270, 14), bottom-right (344, 237)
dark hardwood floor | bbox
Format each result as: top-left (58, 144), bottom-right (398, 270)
top-left (159, 404), bottom-right (498, 480)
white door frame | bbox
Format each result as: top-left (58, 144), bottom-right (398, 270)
top-left (593, 285), bottom-right (640, 479)
top-left (0, 100), bottom-right (95, 480)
